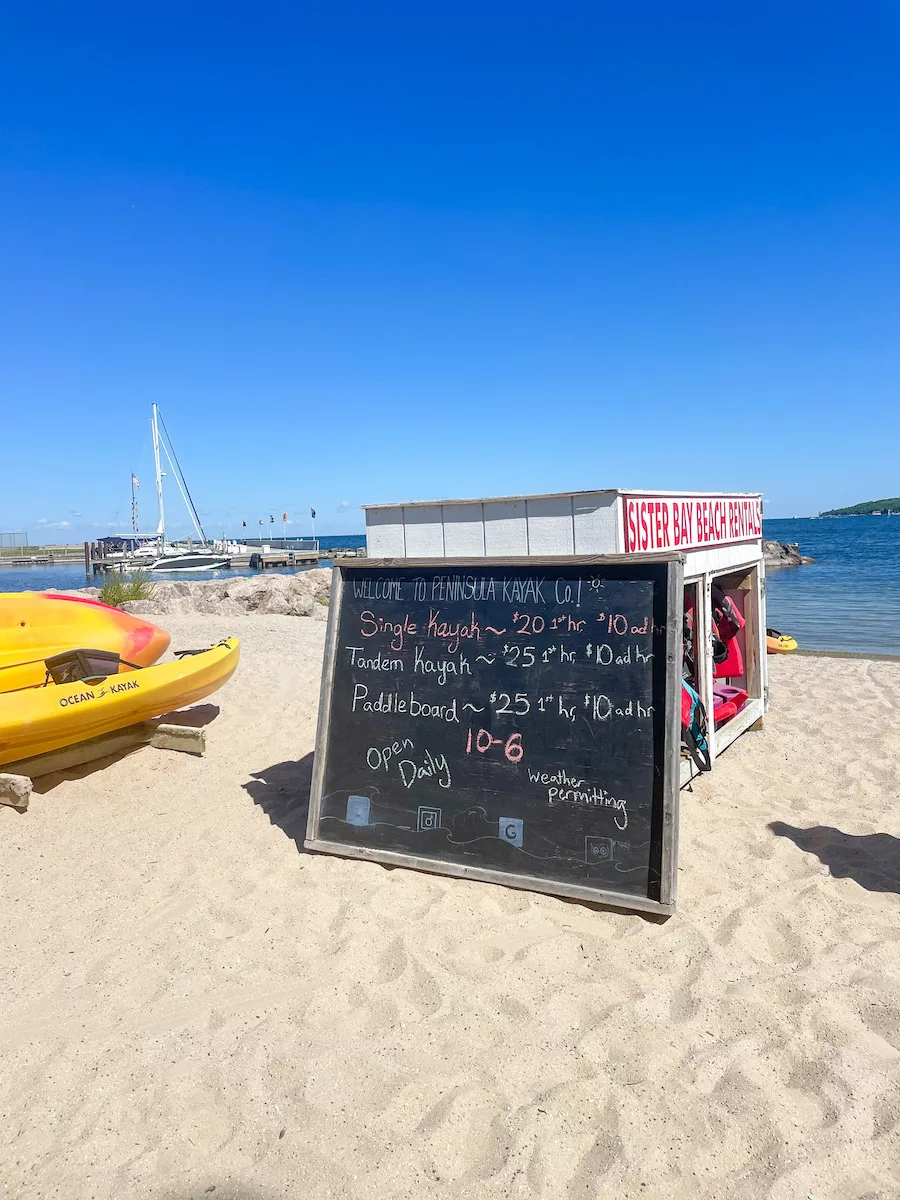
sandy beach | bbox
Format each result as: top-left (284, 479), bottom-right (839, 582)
top-left (2, 611), bottom-right (899, 1200)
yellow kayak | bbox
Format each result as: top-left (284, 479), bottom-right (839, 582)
top-left (0, 592), bottom-right (170, 693)
top-left (0, 637), bottom-right (239, 765)
top-left (766, 627), bottom-right (798, 654)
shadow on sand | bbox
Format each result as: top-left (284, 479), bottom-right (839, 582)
top-left (770, 821), bottom-right (900, 895)
top-left (243, 754), bottom-right (315, 849)
top-left (155, 702), bottom-right (221, 728)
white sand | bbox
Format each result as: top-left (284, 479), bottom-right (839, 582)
top-left (2, 615), bottom-right (899, 1200)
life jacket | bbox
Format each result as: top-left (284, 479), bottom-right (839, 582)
top-left (711, 628), bottom-right (730, 666)
top-left (711, 584), bottom-right (746, 680)
top-left (681, 680), bottom-right (711, 772)
top-left (712, 584), bottom-right (745, 640)
top-left (683, 591), bottom-right (695, 680)
top-left (713, 632), bottom-right (744, 679)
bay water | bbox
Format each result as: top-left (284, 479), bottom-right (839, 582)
top-left (764, 516), bottom-right (900, 656)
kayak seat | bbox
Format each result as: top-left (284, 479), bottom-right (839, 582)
top-left (44, 648), bottom-right (124, 686)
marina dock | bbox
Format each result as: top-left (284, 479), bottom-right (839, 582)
top-left (247, 549), bottom-right (319, 569)
top-left (86, 545), bottom-right (365, 574)
top-left (2, 542), bottom-right (365, 575)
top-left (0, 552), bottom-right (84, 567)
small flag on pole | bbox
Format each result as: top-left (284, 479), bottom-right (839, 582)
top-left (282, 512), bottom-right (287, 522)
top-left (131, 475), bottom-right (140, 487)
top-left (310, 507), bottom-right (316, 519)
top-left (270, 514), bottom-right (274, 524)
top-left (242, 520), bottom-right (247, 527)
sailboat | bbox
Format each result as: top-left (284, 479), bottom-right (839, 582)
top-left (147, 404), bottom-right (230, 571)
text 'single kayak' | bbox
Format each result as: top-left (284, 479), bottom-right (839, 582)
top-left (0, 592), bottom-right (170, 693)
top-left (0, 637), bottom-right (239, 766)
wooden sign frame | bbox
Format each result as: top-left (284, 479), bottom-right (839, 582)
top-left (305, 555), bottom-right (684, 916)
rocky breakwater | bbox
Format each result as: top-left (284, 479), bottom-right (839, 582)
top-left (122, 568), bottom-right (333, 617)
top-left (764, 540), bottom-right (814, 568)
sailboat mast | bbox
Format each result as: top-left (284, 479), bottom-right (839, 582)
top-left (152, 403), bottom-right (165, 545)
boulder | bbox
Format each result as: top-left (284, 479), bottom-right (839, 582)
top-left (763, 540), bottom-right (814, 568)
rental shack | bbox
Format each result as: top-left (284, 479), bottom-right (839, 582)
top-left (363, 488), bottom-right (767, 773)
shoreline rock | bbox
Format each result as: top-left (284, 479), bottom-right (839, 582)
top-left (77, 568), bottom-right (335, 617)
top-left (764, 540), bottom-right (814, 568)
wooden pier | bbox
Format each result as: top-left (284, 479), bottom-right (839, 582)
top-left (249, 550), bottom-right (319, 569)
top-left (0, 553), bottom-right (83, 567)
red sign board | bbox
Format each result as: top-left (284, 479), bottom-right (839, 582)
top-left (623, 494), bottom-right (762, 553)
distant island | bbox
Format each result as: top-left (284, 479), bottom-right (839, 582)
top-left (820, 498), bottom-right (900, 517)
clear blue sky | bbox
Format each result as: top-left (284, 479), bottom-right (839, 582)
top-left (2, 2), bottom-right (898, 539)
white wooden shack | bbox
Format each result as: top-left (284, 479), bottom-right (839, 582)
top-left (364, 488), bottom-right (767, 772)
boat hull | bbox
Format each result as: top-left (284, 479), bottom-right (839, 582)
top-left (0, 593), bottom-right (170, 693)
top-left (0, 637), bottom-right (240, 765)
top-left (149, 555), bottom-right (229, 571)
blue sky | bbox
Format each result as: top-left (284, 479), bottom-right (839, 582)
top-left (1, 2), bottom-right (898, 539)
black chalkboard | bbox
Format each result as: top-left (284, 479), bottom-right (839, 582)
top-left (306, 556), bottom-right (683, 915)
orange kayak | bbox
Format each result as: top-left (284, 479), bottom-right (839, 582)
top-left (0, 592), bottom-right (170, 693)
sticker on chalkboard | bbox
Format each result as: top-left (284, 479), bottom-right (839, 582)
top-left (346, 795), bottom-right (371, 826)
top-left (585, 835), bottom-right (617, 864)
top-left (499, 817), bottom-right (524, 848)
top-left (417, 805), bottom-right (442, 832)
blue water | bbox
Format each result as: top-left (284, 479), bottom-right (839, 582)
top-left (2, 523), bottom-right (897, 656)
top-left (764, 517), bottom-right (900, 656)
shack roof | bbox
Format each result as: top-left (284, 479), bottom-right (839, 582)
top-left (363, 488), bottom-right (763, 510)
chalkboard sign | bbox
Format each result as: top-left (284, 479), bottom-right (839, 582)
top-left (306, 556), bottom-right (683, 915)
